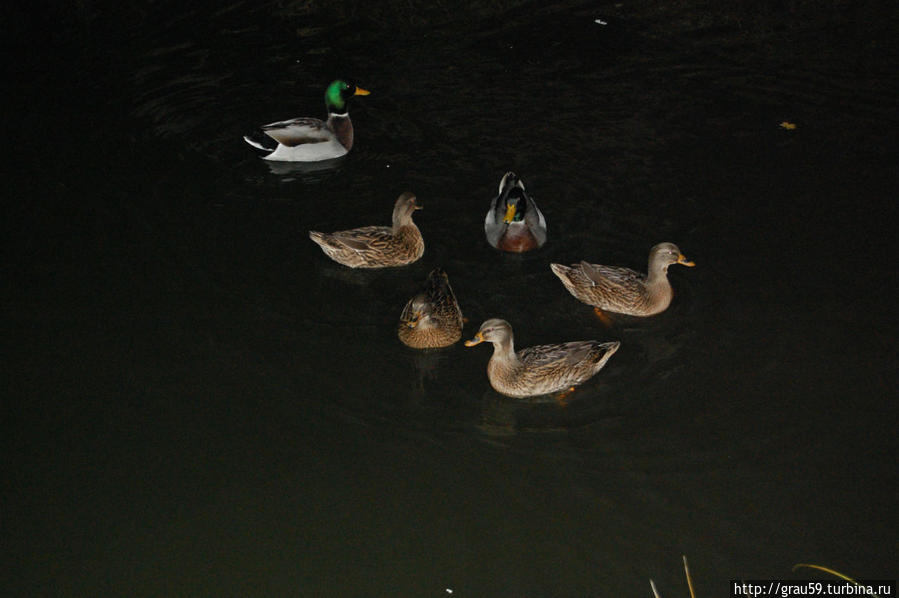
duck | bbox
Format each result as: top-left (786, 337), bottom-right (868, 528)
top-left (243, 79), bottom-right (370, 162)
top-left (550, 242), bottom-right (695, 317)
top-left (484, 172), bottom-right (547, 252)
top-left (464, 318), bottom-right (620, 398)
top-left (397, 268), bottom-right (464, 349)
top-left (309, 192), bottom-right (424, 268)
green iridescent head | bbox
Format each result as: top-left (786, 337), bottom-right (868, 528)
top-left (498, 172), bottom-right (529, 223)
top-left (324, 79), bottom-right (370, 113)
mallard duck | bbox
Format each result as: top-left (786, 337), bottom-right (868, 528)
top-left (464, 318), bottom-right (619, 398)
top-left (484, 172), bottom-right (547, 252)
top-left (397, 268), bottom-right (464, 349)
top-left (309, 192), bottom-right (424, 268)
top-left (243, 79), bottom-right (370, 162)
top-left (550, 242), bottom-right (695, 317)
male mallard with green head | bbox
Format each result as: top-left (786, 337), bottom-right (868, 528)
top-left (243, 79), bottom-right (370, 162)
top-left (484, 172), bottom-right (547, 252)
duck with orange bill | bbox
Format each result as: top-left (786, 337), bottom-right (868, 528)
top-left (243, 79), bottom-right (370, 162)
top-left (465, 318), bottom-right (619, 398)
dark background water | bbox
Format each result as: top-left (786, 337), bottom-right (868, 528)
top-left (4, 1), bottom-right (897, 596)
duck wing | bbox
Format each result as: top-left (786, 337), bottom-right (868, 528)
top-left (326, 226), bottom-right (394, 251)
top-left (578, 262), bottom-right (645, 291)
top-left (519, 341), bottom-right (595, 368)
top-left (523, 194), bottom-right (547, 246)
top-left (425, 269), bottom-right (463, 322)
top-left (261, 117), bottom-right (333, 146)
top-left (484, 193), bottom-right (505, 247)
top-left (511, 341), bottom-right (612, 394)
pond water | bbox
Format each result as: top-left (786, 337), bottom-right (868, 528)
top-left (4, 1), bottom-right (897, 596)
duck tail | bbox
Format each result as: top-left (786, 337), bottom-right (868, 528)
top-left (243, 131), bottom-right (277, 154)
top-left (308, 231), bottom-right (328, 247)
top-left (550, 263), bottom-right (572, 280)
top-left (427, 267), bottom-right (448, 282)
top-left (426, 267), bottom-right (454, 297)
top-left (594, 340), bottom-right (621, 369)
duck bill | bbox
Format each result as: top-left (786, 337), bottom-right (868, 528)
top-left (354, 87), bottom-right (371, 96)
top-left (464, 332), bottom-right (485, 347)
top-left (406, 312), bottom-right (422, 329)
top-left (503, 203), bottom-right (517, 224)
top-left (677, 254), bottom-right (696, 267)
top-left (404, 195), bottom-right (423, 211)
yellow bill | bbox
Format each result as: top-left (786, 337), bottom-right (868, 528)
top-left (406, 312), bottom-right (422, 328)
top-left (503, 203), bottom-right (517, 224)
top-left (677, 254), bottom-right (696, 267)
top-left (464, 332), bottom-right (485, 347)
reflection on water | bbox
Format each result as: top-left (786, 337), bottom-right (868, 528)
top-left (261, 155), bottom-right (346, 178)
top-left (5, 1), bottom-right (897, 596)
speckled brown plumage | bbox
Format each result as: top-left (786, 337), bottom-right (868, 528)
top-left (309, 192), bottom-right (424, 268)
top-left (550, 242), bottom-right (695, 316)
top-left (397, 269), bottom-right (463, 349)
top-left (465, 319), bottom-right (620, 398)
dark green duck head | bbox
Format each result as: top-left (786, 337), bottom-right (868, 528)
top-left (325, 79), bottom-right (370, 115)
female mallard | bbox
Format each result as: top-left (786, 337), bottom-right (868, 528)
top-left (484, 172), bottom-right (547, 252)
top-left (243, 79), bottom-right (370, 162)
top-left (464, 318), bottom-right (619, 398)
top-left (397, 269), bottom-right (464, 349)
top-left (309, 192), bottom-right (424, 268)
top-left (550, 242), bottom-right (695, 317)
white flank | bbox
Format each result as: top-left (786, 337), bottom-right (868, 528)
top-left (263, 137), bottom-right (349, 161)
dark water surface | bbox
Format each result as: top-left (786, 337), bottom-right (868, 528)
top-left (4, 1), bottom-right (897, 596)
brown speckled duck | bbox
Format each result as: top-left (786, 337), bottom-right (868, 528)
top-left (550, 242), bottom-right (695, 317)
top-left (464, 318), bottom-right (619, 398)
top-left (397, 269), bottom-right (464, 349)
top-left (484, 172), bottom-right (547, 252)
top-left (309, 192), bottom-right (424, 268)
